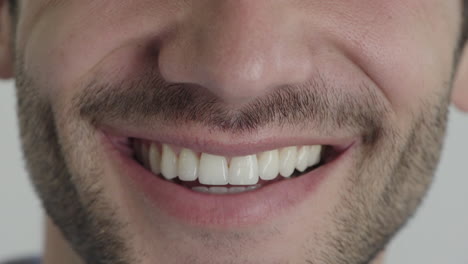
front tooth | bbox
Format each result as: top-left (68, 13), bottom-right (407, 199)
top-left (229, 155), bottom-right (259, 185)
top-left (279, 146), bottom-right (297, 177)
top-left (295, 146), bottom-right (309, 172)
top-left (258, 150), bottom-right (279, 180)
top-left (178, 148), bottom-right (199, 181)
top-left (308, 145), bottom-right (322, 166)
top-left (198, 153), bottom-right (228, 185)
top-left (161, 144), bottom-right (177, 180)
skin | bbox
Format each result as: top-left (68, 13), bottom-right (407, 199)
top-left (0, 1), bottom-right (467, 264)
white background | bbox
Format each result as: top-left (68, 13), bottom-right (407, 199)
top-left (0, 80), bottom-right (467, 263)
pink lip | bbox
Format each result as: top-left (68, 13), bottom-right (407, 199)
top-left (100, 130), bottom-right (356, 227)
top-left (101, 124), bottom-right (354, 157)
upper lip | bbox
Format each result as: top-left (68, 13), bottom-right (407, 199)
top-left (100, 123), bottom-right (357, 156)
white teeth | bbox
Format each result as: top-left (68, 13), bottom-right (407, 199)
top-left (308, 145), bottom-right (322, 166)
top-left (140, 142), bottom-right (325, 187)
top-left (198, 153), bottom-right (229, 185)
top-left (191, 186), bottom-right (259, 194)
top-left (246, 184), bottom-right (261, 191)
top-left (209, 187), bottom-right (228, 194)
top-left (178, 148), bottom-right (199, 181)
top-left (295, 146), bottom-right (309, 172)
top-left (279, 146), bottom-right (297, 177)
top-left (258, 150), bottom-right (279, 180)
top-left (149, 144), bottom-right (161, 175)
top-left (228, 155), bottom-right (259, 185)
top-left (229, 187), bottom-right (248, 193)
top-left (192, 186), bottom-right (209, 193)
top-left (161, 144), bottom-right (178, 180)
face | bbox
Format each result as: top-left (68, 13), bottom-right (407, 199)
top-left (2, 1), bottom-right (466, 263)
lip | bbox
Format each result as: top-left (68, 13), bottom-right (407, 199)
top-left (100, 129), bottom-right (357, 228)
top-left (101, 124), bottom-right (355, 156)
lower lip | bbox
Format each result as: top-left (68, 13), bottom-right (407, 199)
top-left (103, 134), bottom-right (353, 228)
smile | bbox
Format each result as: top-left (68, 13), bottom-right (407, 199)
top-left (133, 140), bottom-right (333, 194)
top-left (102, 128), bottom-right (355, 227)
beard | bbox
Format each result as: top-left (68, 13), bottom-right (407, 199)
top-left (14, 53), bottom-right (450, 264)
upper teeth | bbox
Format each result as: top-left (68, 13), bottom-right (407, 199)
top-left (137, 143), bottom-right (323, 186)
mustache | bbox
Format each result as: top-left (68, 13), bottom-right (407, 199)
top-left (75, 69), bottom-right (389, 138)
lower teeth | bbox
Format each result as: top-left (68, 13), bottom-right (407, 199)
top-left (191, 185), bottom-right (261, 194)
top-left (174, 163), bottom-right (323, 195)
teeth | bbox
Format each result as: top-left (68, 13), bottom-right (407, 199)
top-left (161, 144), bottom-right (178, 180)
top-left (178, 148), bottom-right (199, 181)
top-left (258, 150), bottom-right (279, 180)
top-left (279, 146), bottom-right (297, 177)
top-left (192, 186), bottom-right (209, 193)
top-left (308, 145), bottom-right (322, 166)
top-left (191, 186), bottom-right (262, 194)
top-left (228, 155), bottom-right (259, 185)
top-left (198, 153), bottom-right (229, 185)
top-left (138, 142), bottom-right (324, 187)
top-left (209, 187), bottom-right (228, 194)
top-left (149, 144), bottom-right (161, 175)
top-left (295, 146), bottom-right (309, 172)
top-left (246, 184), bottom-right (261, 191)
top-left (229, 187), bottom-right (248, 193)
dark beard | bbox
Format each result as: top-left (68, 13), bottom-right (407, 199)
top-left (15, 53), bottom-right (450, 264)
top-left (15, 63), bottom-right (132, 264)
top-left (322, 99), bottom-right (449, 264)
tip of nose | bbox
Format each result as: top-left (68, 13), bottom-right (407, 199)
top-left (160, 52), bottom-right (312, 103)
top-left (200, 60), bottom-right (272, 99)
top-left (156, 10), bottom-right (313, 104)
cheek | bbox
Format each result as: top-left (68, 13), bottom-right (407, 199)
top-left (20, 5), bottom-right (93, 100)
top-left (336, 0), bottom-right (458, 116)
top-left (18, 1), bottom-right (158, 102)
top-left (361, 34), bottom-right (447, 114)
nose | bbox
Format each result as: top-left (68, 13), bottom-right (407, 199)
top-left (158, 1), bottom-right (312, 103)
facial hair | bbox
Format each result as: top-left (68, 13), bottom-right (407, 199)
top-left (15, 54), bottom-right (450, 264)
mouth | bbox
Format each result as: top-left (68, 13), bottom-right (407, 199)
top-left (132, 140), bottom-right (337, 194)
top-left (103, 130), bottom-right (355, 227)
